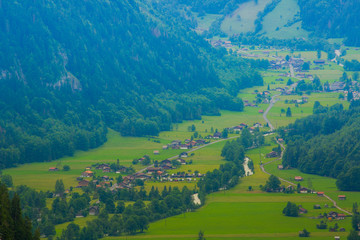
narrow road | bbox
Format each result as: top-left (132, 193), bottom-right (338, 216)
top-left (263, 94), bottom-right (280, 131)
top-left (260, 98), bottom-right (352, 215)
top-left (289, 64), bottom-right (295, 78)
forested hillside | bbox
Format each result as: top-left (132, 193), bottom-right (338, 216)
top-left (281, 101), bottom-right (360, 191)
top-left (298, 0), bottom-right (360, 46)
top-left (0, 0), bottom-right (263, 169)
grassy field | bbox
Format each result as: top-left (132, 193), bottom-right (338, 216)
top-left (221, 0), bottom-right (272, 35)
top-left (106, 140), bottom-right (351, 240)
top-left (4, 108), bottom-right (266, 191)
top-left (260, 0), bottom-right (309, 40)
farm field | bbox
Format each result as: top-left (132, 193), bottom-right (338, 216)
top-left (4, 108), bottom-right (264, 191)
top-left (105, 142), bottom-right (351, 240)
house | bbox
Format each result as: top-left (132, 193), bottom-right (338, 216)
top-left (77, 180), bottom-right (89, 188)
top-left (177, 158), bottom-right (186, 165)
top-left (180, 152), bottom-right (188, 158)
top-left (196, 139), bottom-right (206, 145)
top-left (102, 176), bottom-right (110, 181)
top-left (317, 192), bottom-right (325, 197)
top-left (258, 109), bottom-right (264, 113)
top-left (313, 59), bottom-right (325, 65)
top-left (180, 144), bottom-right (189, 150)
top-left (337, 214), bottom-right (346, 220)
top-left (294, 176), bottom-right (303, 181)
top-left (300, 187), bottom-right (308, 194)
top-left (314, 204), bottom-right (321, 209)
top-left (89, 206), bottom-right (99, 216)
top-left (338, 195), bottom-right (346, 200)
top-left (161, 159), bottom-right (172, 165)
top-left (134, 173), bottom-right (151, 180)
top-left (162, 145), bottom-right (168, 150)
top-left (153, 150), bottom-right (160, 155)
top-left (299, 207), bottom-right (308, 214)
top-left (102, 167), bottom-right (111, 173)
top-left (161, 163), bottom-right (173, 170)
top-left (213, 132), bottom-right (222, 139)
top-left (334, 236), bottom-right (340, 240)
top-left (330, 81), bottom-right (346, 91)
top-left (49, 167), bottom-right (59, 171)
top-left (328, 211), bottom-right (338, 219)
top-left (81, 171), bottom-right (94, 178)
top-left (147, 167), bottom-right (162, 173)
top-left (96, 164), bottom-right (110, 170)
top-left (277, 165), bottom-right (284, 170)
top-left (266, 151), bottom-right (278, 158)
top-left (233, 126), bottom-right (243, 132)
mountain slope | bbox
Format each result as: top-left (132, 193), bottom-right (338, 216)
top-left (0, 0), bottom-right (262, 169)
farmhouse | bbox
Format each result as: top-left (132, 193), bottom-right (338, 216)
top-left (317, 192), bottom-right (325, 196)
top-left (153, 150), bottom-right (160, 155)
top-left (277, 165), bottom-right (284, 170)
top-left (299, 187), bottom-right (308, 194)
top-left (258, 109), bottom-right (264, 113)
top-left (266, 151), bottom-right (278, 158)
top-left (96, 164), bottom-right (110, 170)
top-left (147, 167), bottom-right (161, 173)
top-left (180, 152), bottom-right (188, 158)
top-left (330, 81), bottom-right (346, 91)
top-left (77, 180), bottom-right (89, 188)
top-left (213, 132), bottom-right (222, 138)
top-left (337, 213), bottom-right (346, 220)
top-left (48, 167), bottom-right (59, 171)
top-left (177, 158), bottom-right (186, 165)
top-left (180, 144), bottom-right (189, 150)
top-left (161, 159), bottom-right (171, 165)
top-left (81, 171), bottom-right (94, 178)
top-left (89, 206), bottom-right (99, 216)
top-left (338, 195), bottom-right (346, 200)
top-left (299, 207), bottom-right (308, 214)
top-left (294, 176), bottom-right (303, 181)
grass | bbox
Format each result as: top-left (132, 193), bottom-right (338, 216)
top-left (4, 108), bottom-right (264, 191)
top-left (260, 0), bottom-right (309, 40)
top-left (221, 0), bottom-right (272, 35)
top-left (106, 139), bottom-right (351, 239)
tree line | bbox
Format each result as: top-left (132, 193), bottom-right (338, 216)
top-left (280, 101), bottom-right (360, 191)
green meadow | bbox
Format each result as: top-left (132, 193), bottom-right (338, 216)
top-left (105, 140), bottom-right (351, 240)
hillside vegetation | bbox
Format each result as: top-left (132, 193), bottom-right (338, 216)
top-left (0, 0), bottom-right (263, 169)
top-left (298, 0), bottom-right (360, 46)
top-left (281, 101), bottom-right (360, 191)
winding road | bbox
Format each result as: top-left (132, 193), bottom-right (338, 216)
top-left (260, 94), bottom-right (352, 215)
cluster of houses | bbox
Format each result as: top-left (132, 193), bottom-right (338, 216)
top-left (210, 39), bottom-right (234, 48)
top-left (161, 139), bottom-right (208, 151)
top-left (227, 122), bottom-right (263, 133)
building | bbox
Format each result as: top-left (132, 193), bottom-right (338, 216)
top-left (299, 187), bottom-right (308, 194)
top-left (277, 165), bottom-right (284, 170)
top-left (317, 192), bottom-right (325, 197)
top-left (49, 167), bottom-right (59, 171)
top-left (81, 171), bottom-right (94, 178)
top-left (294, 176), bottom-right (303, 181)
top-left (89, 206), bottom-right (99, 216)
top-left (338, 195), bottom-right (346, 200)
top-left (77, 180), bottom-right (89, 188)
top-left (153, 150), bottom-right (160, 155)
top-left (313, 59), bottom-right (326, 65)
top-left (180, 152), bottom-right (188, 158)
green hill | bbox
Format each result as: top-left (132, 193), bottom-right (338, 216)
top-left (0, 0), bottom-right (263, 169)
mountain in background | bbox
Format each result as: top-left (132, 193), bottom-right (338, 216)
top-left (0, 0), bottom-right (263, 169)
